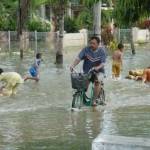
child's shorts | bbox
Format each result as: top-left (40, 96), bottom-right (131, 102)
top-left (29, 67), bottom-right (37, 77)
top-left (112, 62), bottom-right (121, 77)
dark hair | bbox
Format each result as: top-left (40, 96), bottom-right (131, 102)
top-left (118, 43), bottom-right (124, 49)
top-left (36, 53), bottom-right (42, 59)
top-left (0, 68), bottom-right (4, 74)
top-left (113, 23), bottom-right (117, 28)
top-left (90, 36), bottom-right (100, 44)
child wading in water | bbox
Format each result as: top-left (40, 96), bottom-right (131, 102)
top-left (24, 53), bottom-right (42, 82)
top-left (112, 43), bottom-right (124, 79)
top-left (0, 68), bottom-right (24, 96)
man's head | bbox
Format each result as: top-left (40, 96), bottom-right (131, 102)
top-left (89, 36), bottom-right (100, 50)
top-left (118, 43), bottom-right (124, 52)
top-left (0, 68), bottom-right (4, 74)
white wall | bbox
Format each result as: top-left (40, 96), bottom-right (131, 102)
top-left (132, 27), bottom-right (150, 42)
top-left (63, 29), bottom-right (88, 47)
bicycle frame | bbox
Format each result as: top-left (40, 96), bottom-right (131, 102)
top-left (71, 69), bottom-right (105, 108)
top-left (73, 81), bottom-right (95, 107)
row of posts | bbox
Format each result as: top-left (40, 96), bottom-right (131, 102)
top-left (7, 31), bottom-right (38, 54)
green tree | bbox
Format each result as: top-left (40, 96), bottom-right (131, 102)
top-left (114, 0), bottom-right (150, 54)
top-left (81, 0), bottom-right (112, 36)
top-left (0, 0), bottom-right (18, 30)
top-left (76, 8), bottom-right (93, 30)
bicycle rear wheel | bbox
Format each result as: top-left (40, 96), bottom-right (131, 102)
top-left (72, 92), bottom-right (83, 109)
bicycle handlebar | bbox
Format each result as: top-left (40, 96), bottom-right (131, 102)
top-left (71, 67), bottom-right (77, 73)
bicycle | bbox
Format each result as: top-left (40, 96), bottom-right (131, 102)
top-left (71, 69), bottom-right (105, 109)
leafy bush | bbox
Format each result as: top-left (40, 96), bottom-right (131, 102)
top-left (76, 9), bottom-right (93, 30)
top-left (108, 40), bottom-right (118, 51)
top-left (0, 3), bottom-right (16, 31)
top-left (27, 15), bottom-right (51, 32)
top-left (101, 9), bottom-right (113, 26)
top-left (64, 17), bottom-right (79, 33)
top-left (137, 20), bottom-right (150, 30)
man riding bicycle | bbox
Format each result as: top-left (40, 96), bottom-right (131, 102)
top-left (70, 36), bottom-right (106, 106)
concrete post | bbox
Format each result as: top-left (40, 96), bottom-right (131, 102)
top-left (40, 5), bottom-right (45, 19)
top-left (8, 31), bottom-right (11, 52)
top-left (80, 29), bottom-right (88, 46)
top-left (35, 30), bottom-right (37, 55)
top-left (93, 1), bottom-right (101, 38)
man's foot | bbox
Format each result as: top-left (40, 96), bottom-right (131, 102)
top-left (99, 101), bottom-right (106, 105)
top-left (92, 101), bottom-right (97, 107)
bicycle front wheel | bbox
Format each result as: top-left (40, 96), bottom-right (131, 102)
top-left (72, 92), bottom-right (83, 109)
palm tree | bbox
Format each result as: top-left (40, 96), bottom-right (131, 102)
top-left (113, 0), bottom-right (150, 54)
top-left (47, 0), bottom-right (69, 65)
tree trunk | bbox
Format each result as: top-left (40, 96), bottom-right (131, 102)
top-left (17, 0), bottom-right (30, 59)
top-left (18, 0), bottom-right (23, 59)
top-left (93, 1), bottom-right (101, 38)
top-left (19, 33), bottom-right (24, 59)
top-left (56, 11), bottom-right (64, 65)
top-left (130, 27), bottom-right (136, 55)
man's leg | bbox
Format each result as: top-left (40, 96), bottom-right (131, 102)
top-left (93, 70), bottom-right (103, 105)
top-left (94, 80), bottom-right (101, 98)
top-left (92, 80), bottom-right (101, 106)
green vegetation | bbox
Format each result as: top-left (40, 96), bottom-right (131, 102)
top-left (64, 17), bottom-right (79, 33)
top-left (76, 8), bottom-right (93, 30)
top-left (0, 0), bottom-right (149, 32)
top-left (0, 0), bottom-right (18, 30)
top-left (0, 0), bottom-right (113, 32)
top-left (28, 15), bottom-right (51, 32)
top-left (114, 0), bottom-right (150, 28)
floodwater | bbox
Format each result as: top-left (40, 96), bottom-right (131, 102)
top-left (0, 44), bottom-right (150, 150)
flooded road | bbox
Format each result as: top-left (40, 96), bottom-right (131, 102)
top-left (0, 45), bottom-right (150, 149)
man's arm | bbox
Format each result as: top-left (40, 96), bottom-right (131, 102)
top-left (70, 48), bottom-right (86, 72)
top-left (70, 57), bottom-right (81, 72)
top-left (94, 63), bottom-right (105, 71)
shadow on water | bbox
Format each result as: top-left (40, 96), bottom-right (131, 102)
top-left (0, 45), bottom-right (150, 149)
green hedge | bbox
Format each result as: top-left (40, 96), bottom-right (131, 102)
top-left (27, 15), bottom-right (51, 32)
top-left (64, 17), bottom-right (79, 33)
